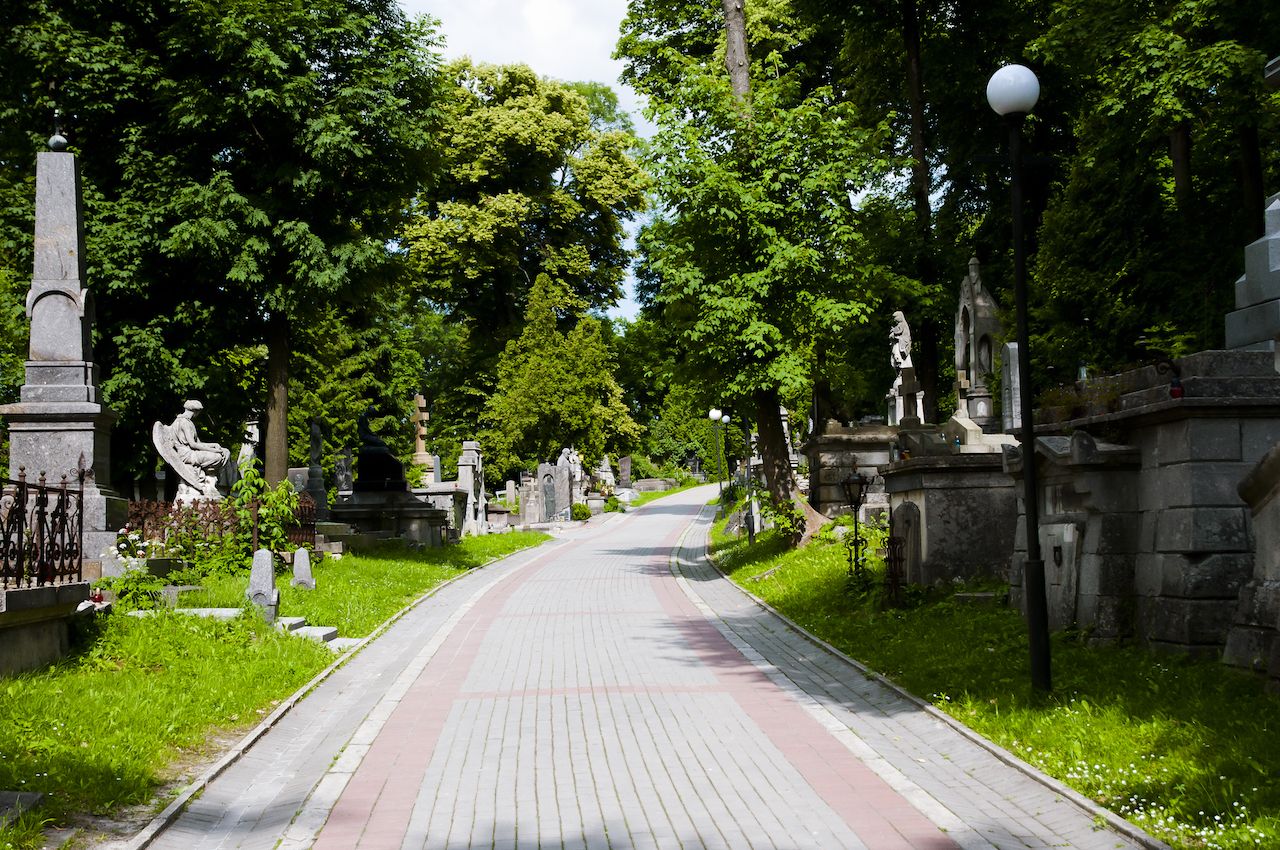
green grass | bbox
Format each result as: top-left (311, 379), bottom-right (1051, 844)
top-left (628, 479), bottom-right (703, 508)
top-left (712, 522), bottom-right (1280, 850)
top-left (0, 530), bottom-right (550, 849)
top-left (181, 530), bottom-right (551, 637)
top-left (0, 613), bottom-right (333, 849)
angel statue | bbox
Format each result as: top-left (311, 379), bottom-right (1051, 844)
top-left (153, 400), bottom-right (231, 501)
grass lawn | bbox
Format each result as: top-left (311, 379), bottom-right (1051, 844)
top-left (0, 530), bottom-right (549, 849)
top-left (628, 479), bottom-right (704, 509)
top-left (711, 521), bottom-right (1280, 850)
top-left (181, 530), bottom-right (550, 637)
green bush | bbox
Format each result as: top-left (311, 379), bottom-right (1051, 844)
top-left (570, 503), bottom-right (592, 521)
top-left (604, 495), bottom-right (623, 512)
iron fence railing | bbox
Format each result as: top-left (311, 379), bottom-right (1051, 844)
top-left (0, 468), bottom-right (85, 589)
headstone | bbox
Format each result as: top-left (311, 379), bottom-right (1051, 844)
top-left (305, 418), bottom-right (329, 520)
top-left (410, 393), bottom-right (432, 468)
top-left (953, 257), bottom-right (1003, 430)
top-left (0, 143), bottom-right (127, 574)
top-left (354, 411), bottom-right (406, 491)
top-left (1226, 193), bottom-right (1280, 352)
top-left (335, 448), bottom-right (354, 493)
top-left (540, 466), bottom-right (559, 521)
top-left (595, 454), bottom-right (615, 490)
top-left (457, 440), bottom-right (485, 535)
top-left (245, 549), bottom-right (279, 621)
top-left (430, 455), bottom-right (442, 484)
top-left (1001, 342), bottom-right (1022, 433)
top-left (291, 548), bottom-right (315, 589)
top-left (505, 479), bottom-right (516, 506)
top-left (619, 456), bottom-right (632, 489)
top-left (286, 467), bottom-right (308, 492)
top-left (886, 310), bottom-right (926, 425)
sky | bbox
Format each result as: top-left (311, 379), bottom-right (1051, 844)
top-left (398, 0), bottom-right (649, 319)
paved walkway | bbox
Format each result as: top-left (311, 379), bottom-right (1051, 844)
top-left (145, 485), bottom-right (1154, 850)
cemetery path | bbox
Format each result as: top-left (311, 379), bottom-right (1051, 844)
top-left (144, 485), bottom-right (1156, 850)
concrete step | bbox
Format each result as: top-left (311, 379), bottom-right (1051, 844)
top-left (328, 637), bottom-right (363, 653)
top-left (275, 616), bottom-right (307, 632)
top-left (294, 625), bottom-right (338, 643)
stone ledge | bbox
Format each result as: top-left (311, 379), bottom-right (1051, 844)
top-left (0, 581), bottom-right (89, 615)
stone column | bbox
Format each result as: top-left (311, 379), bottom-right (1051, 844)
top-left (0, 145), bottom-right (126, 577)
top-left (456, 440), bottom-right (484, 536)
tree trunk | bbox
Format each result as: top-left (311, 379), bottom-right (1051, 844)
top-left (264, 313), bottom-right (289, 486)
top-left (901, 0), bottom-right (937, 423)
top-left (1239, 124), bottom-right (1265, 242)
top-left (1170, 122), bottom-right (1194, 222)
top-left (721, 0), bottom-right (751, 101)
top-left (754, 389), bottom-right (792, 504)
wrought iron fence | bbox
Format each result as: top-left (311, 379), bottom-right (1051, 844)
top-left (287, 493), bottom-right (316, 549)
top-left (0, 468), bottom-right (85, 589)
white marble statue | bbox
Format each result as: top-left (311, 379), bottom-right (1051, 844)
top-left (153, 400), bottom-right (230, 500)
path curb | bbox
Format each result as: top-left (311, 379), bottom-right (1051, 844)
top-left (693, 508), bottom-right (1171, 850)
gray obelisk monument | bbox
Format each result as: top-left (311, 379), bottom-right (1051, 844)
top-left (0, 138), bottom-right (126, 577)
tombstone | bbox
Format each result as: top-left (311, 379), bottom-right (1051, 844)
top-left (1001, 342), bottom-right (1022, 434)
top-left (1226, 193), bottom-right (1280, 352)
top-left (335, 448), bottom-right (354, 493)
top-left (245, 549), bottom-right (279, 622)
top-left (291, 548), bottom-right (315, 590)
top-left (410, 393), bottom-right (433, 469)
top-left (0, 142), bottom-right (130, 575)
top-left (305, 418), bottom-right (329, 520)
top-left (541, 470), bottom-right (558, 522)
top-left (430, 455), bottom-right (442, 484)
top-left (595, 454), bottom-right (615, 490)
top-left (457, 440), bottom-right (485, 536)
top-left (354, 411), bottom-right (406, 491)
top-left (953, 257), bottom-right (1003, 430)
top-left (886, 310), bottom-right (926, 426)
top-left (619, 456), bottom-right (633, 489)
top-left (505, 479), bottom-right (516, 506)
top-left (286, 467), bottom-right (309, 493)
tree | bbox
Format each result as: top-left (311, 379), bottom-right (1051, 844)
top-left (623, 11), bottom-right (901, 513)
top-left (481, 274), bottom-right (640, 481)
top-left (0, 0), bottom-right (442, 485)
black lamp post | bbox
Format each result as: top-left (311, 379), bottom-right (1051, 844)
top-left (988, 63), bottom-right (1051, 692)
top-left (840, 471), bottom-right (869, 583)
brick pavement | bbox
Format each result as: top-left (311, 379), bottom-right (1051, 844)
top-left (144, 486), bottom-right (1158, 850)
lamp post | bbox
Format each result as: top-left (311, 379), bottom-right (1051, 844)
top-left (708, 407), bottom-right (727, 500)
top-left (988, 63), bottom-right (1051, 692)
top-left (840, 471), bottom-right (869, 584)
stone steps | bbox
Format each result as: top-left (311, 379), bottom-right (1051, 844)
top-left (132, 606), bottom-right (354, 653)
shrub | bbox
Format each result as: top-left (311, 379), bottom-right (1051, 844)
top-left (604, 495), bottom-right (623, 512)
top-left (570, 503), bottom-right (592, 521)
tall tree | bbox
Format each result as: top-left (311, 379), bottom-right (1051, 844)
top-left (0, 0), bottom-right (442, 485)
top-left (480, 274), bottom-right (640, 480)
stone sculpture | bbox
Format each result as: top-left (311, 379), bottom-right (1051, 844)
top-left (153, 400), bottom-right (230, 500)
top-left (886, 311), bottom-right (925, 426)
top-left (953, 257), bottom-right (1003, 430)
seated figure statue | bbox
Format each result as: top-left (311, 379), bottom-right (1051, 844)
top-left (153, 400), bottom-right (231, 500)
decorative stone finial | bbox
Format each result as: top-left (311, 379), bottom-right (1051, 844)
top-left (48, 134), bottom-right (67, 151)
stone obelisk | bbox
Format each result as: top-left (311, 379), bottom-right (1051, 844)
top-left (0, 137), bottom-right (126, 577)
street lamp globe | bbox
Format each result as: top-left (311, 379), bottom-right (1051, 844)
top-left (721, 414), bottom-right (730, 425)
top-left (986, 64), bottom-right (1039, 116)
top-left (708, 407), bottom-right (722, 422)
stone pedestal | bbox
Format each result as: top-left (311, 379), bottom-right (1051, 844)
top-left (800, 421), bottom-right (893, 518)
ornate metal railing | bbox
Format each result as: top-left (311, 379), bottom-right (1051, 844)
top-left (286, 493), bottom-right (316, 549)
top-left (0, 468), bottom-right (85, 589)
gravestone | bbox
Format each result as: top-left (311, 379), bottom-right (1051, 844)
top-left (505, 479), bottom-right (516, 506)
top-left (541, 468), bottom-right (558, 521)
top-left (619, 456), bottom-right (632, 489)
top-left (430, 455), bottom-right (442, 484)
top-left (1226, 193), bottom-right (1280, 352)
top-left (0, 141), bottom-right (126, 575)
top-left (291, 548), bottom-right (315, 590)
top-left (245, 549), bottom-right (279, 622)
top-left (953, 257), bottom-right (1003, 430)
top-left (410, 393), bottom-right (432, 469)
top-left (595, 454), bottom-right (615, 490)
top-left (335, 448), bottom-right (354, 493)
top-left (1001, 342), bottom-right (1022, 434)
top-left (354, 411), bottom-right (406, 492)
top-left (287, 467), bottom-right (309, 493)
top-left (306, 418), bottom-right (328, 520)
top-left (457, 440), bottom-right (485, 536)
